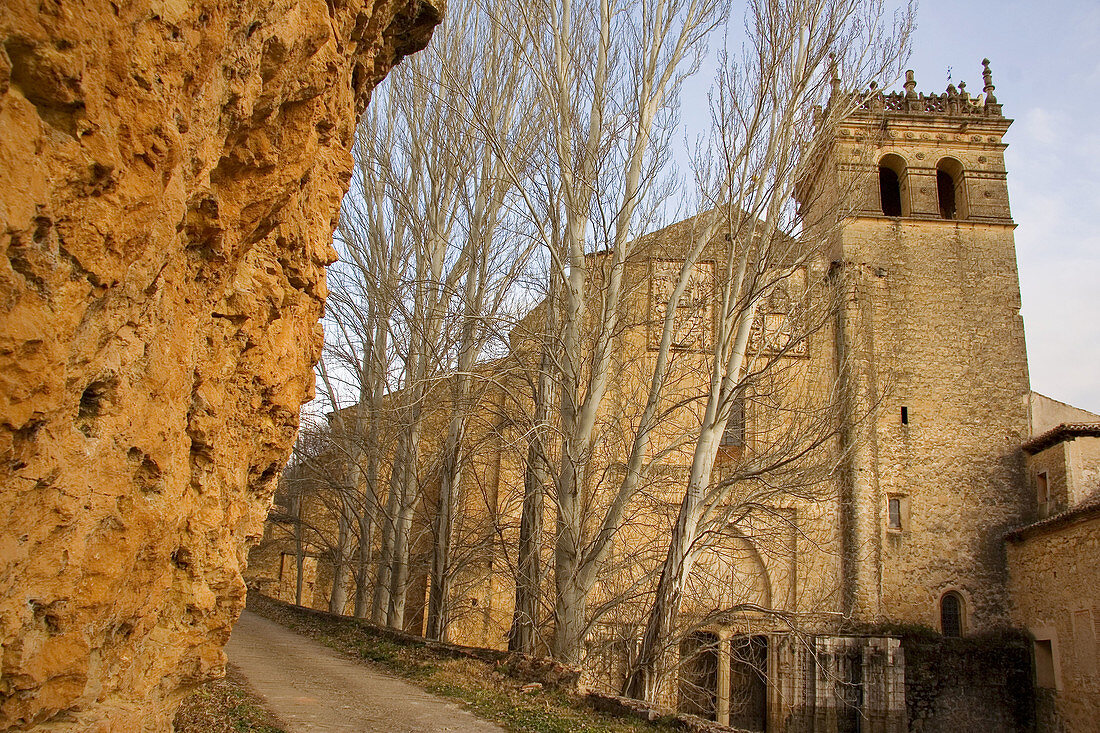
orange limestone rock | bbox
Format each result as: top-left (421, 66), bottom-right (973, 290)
top-left (0, 0), bottom-right (439, 727)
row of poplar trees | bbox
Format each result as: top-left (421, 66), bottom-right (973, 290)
top-left (287, 0), bottom-right (913, 704)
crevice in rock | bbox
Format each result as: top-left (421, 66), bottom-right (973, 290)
top-left (128, 449), bottom-right (163, 495)
top-left (7, 232), bottom-right (49, 297)
top-left (9, 417), bottom-right (45, 471)
top-left (84, 161), bottom-right (118, 196)
top-left (4, 37), bottom-right (86, 139)
top-left (29, 600), bottom-right (64, 635)
top-left (59, 244), bottom-right (105, 289)
top-left (78, 377), bottom-right (116, 420)
top-left (171, 546), bottom-right (194, 573)
top-left (32, 216), bottom-right (52, 245)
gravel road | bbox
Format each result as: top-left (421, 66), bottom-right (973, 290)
top-left (226, 610), bottom-right (507, 733)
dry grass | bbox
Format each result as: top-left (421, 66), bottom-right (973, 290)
top-left (174, 665), bottom-right (287, 733)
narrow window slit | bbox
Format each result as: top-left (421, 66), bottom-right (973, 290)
top-left (888, 498), bottom-right (902, 529)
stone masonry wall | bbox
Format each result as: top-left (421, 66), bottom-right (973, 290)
top-left (1066, 436), bottom-right (1100, 505)
top-left (1025, 436), bottom-right (1100, 517)
top-left (1007, 515), bottom-right (1100, 733)
top-left (1027, 442), bottom-right (1071, 516)
top-left (0, 0), bottom-right (439, 728)
top-left (828, 110), bottom-right (1032, 631)
top-left (899, 629), bottom-right (1033, 732)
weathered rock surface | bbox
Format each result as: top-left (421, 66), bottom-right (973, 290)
top-left (0, 0), bottom-right (439, 728)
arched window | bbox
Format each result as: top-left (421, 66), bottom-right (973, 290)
top-left (878, 154), bottom-right (907, 217)
top-left (936, 157), bottom-right (966, 220)
top-left (940, 591), bottom-right (964, 637)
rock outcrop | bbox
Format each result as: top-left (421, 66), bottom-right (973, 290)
top-left (0, 0), bottom-right (439, 727)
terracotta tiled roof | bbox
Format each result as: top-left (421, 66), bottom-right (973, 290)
top-left (1005, 489), bottom-right (1100, 542)
top-left (1021, 422), bottom-right (1100, 454)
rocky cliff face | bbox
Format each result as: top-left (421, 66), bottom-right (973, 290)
top-left (0, 0), bottom-right (439, 728)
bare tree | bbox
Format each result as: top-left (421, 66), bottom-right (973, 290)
top-left (315, 86), bottom-right (412, 619)
top-left (423, 6), bottom-right (537, 638)
top-left (329, 57), bottom-right (470, 629)
top-left (318, 0), bottom-right (535, 632)
top-left (507, 277), bottom-right (558, 653)
top-left (619, 0), bottom-right (913, 701)
top-left (267, 416), bottom-right (360, 610)
top-left (476, 0), bottom-right (730, 665)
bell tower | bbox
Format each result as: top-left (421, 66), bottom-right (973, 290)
top-left (812, 61), bottom-right (1031, 631)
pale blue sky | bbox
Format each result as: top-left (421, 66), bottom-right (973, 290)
top-left (676, 1), bottom-right (1100, 412)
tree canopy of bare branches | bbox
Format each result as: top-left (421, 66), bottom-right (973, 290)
top-left (295, 0), bottom-right (914, 706)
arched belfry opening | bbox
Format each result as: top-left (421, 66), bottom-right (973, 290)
top-left (936, 157), bottom-right (966, 220)
top-left (878, 154), bottom-right (907, 217)
top-left (936, 170), bottom-right (956, 219)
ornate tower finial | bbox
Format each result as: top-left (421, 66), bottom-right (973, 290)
top-left (866, 79), bottom-right (882, 112)
top-left (981, 58), bottom-right (1002, 115)
top-left (902, 70), bottom-right (917, 111)
top-left (904, 70), bottom-right (917, 98)
top-left (982, 58), bottom-right (997, 104)
top-left (829, 53), bottom-right (841, 98)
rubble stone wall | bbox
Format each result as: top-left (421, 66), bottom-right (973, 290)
top-left (1007, 515), bottom-right (1100, 733)
top-left (824, 110), bottom-right (1031, 631)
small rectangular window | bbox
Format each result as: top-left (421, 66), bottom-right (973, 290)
top-left (888, 498), bottom-right (902, 529)
top-left (887, 495), bottom-right (907, 532)
top-left (1034, 638), bottom-right (1057, 689)
top-left (901, 406), bottom-right (909, 424)
top-left (721, 397), bottom-right (745, 447)
top-left (1037, 471), bottom-right (1049, 505)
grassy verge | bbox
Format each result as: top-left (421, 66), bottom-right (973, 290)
top-left (248, 593), bottom-right (681, 733)
top-left (174, 664), bottom-right (288, 733)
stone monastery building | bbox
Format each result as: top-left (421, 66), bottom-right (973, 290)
top-left (249, 63), bottom-right (1100, 733)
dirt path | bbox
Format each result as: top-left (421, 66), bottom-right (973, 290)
top-left (225, 610), bottom-right (506, 733)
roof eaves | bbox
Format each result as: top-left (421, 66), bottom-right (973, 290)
top-left (1021, 422), bottom-right (1100, 454)
top-left (1004, 492), bottom-right (1100, 542)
